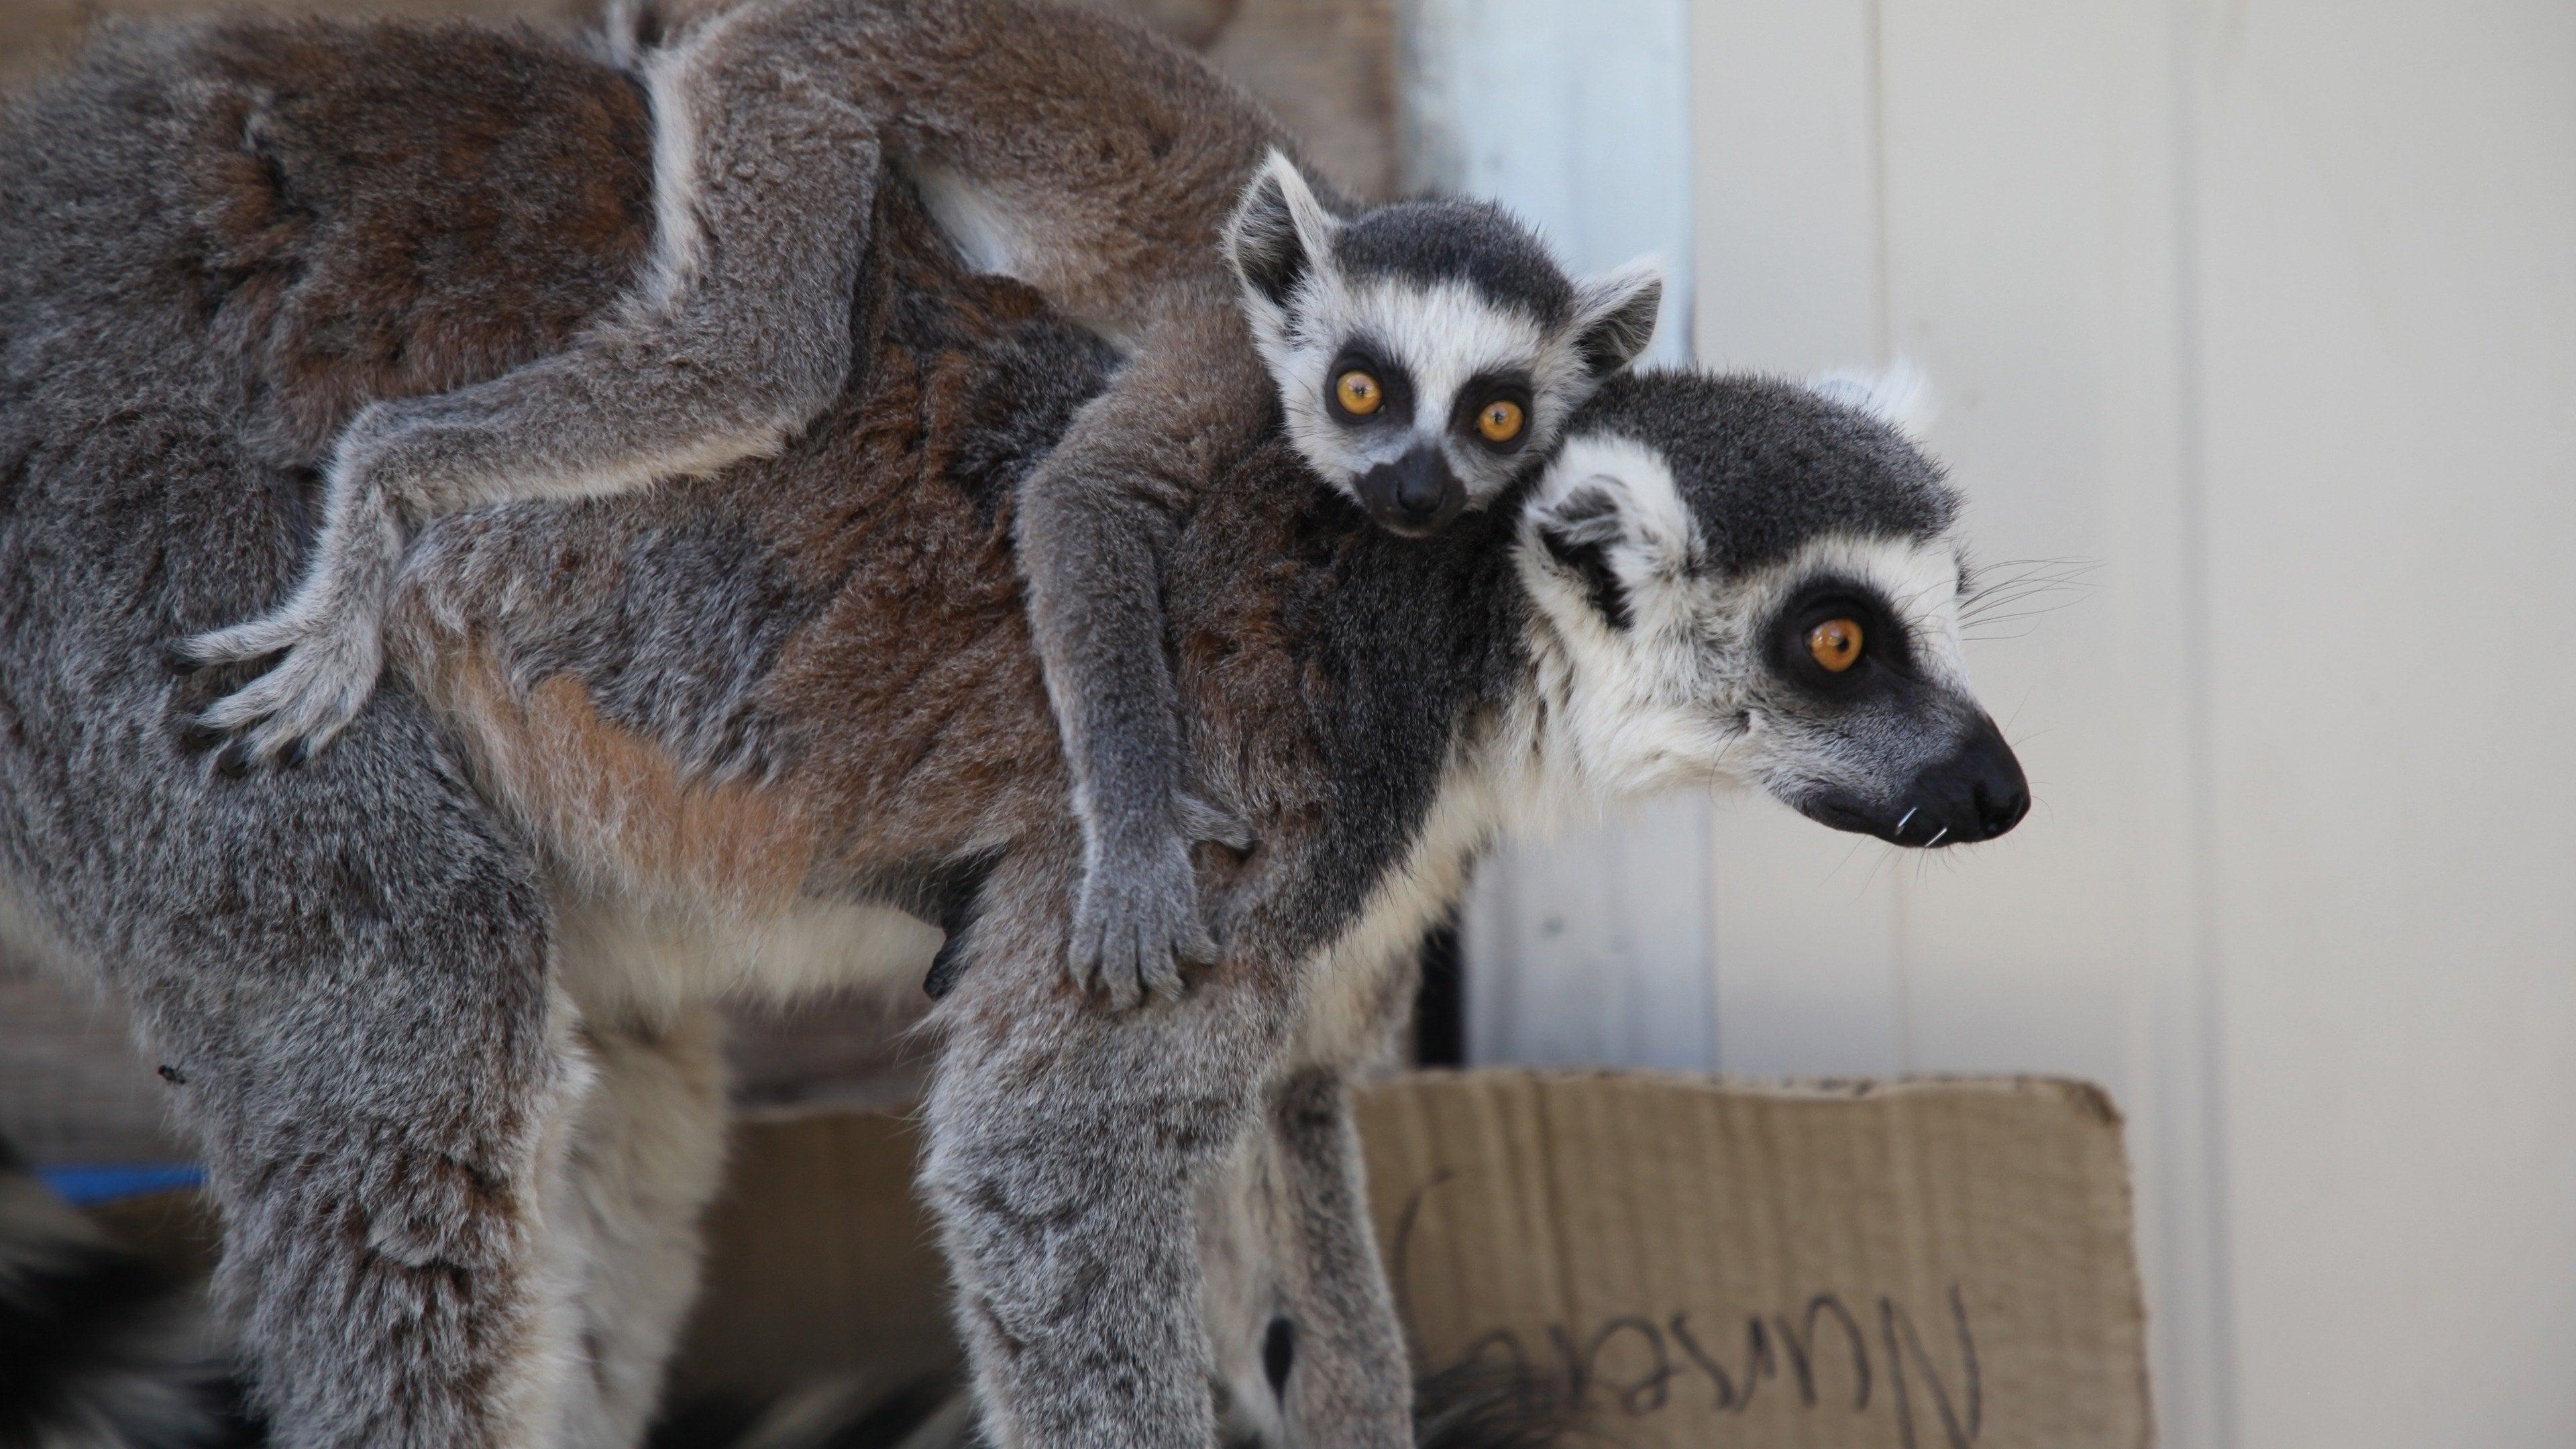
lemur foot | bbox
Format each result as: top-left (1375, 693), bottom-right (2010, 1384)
top-left (171, 603), bottom-right (383, 768)
top-left (1065, 794), bottom-right (1256, 1010)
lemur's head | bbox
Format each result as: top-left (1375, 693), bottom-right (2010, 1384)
top-left (1514, 368), bottom-right (2029, 849)
top-left (1225, 152), bottom-right (1663, 537)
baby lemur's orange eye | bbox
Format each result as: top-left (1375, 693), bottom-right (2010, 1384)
top-left (1477, 398), bottom-right (1525, 443)
top-left (1808, 619), bottom-right (1864, 672)
top-left (1335, 370), bottom-right (1383, 415)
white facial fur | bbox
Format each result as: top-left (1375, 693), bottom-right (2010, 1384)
top-left (1511, 432), bottom-right (1974, 812)
top-left (1224, 153), bottom-right (1659, 515)
top-left (1259, 271), bottom-right (1590, 507)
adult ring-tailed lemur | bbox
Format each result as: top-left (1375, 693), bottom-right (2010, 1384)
top-left (168, 0), bottom-right (1666, 1010)
top-left (0, 12), bottom-right (2029, 1449)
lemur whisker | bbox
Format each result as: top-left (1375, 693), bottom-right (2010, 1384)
top-left (1960, 604), bottom-right (2085, 631)
top-left (1856, 841), bottom-right (1901, 898)
top-left (1823, 832), bottom-right (1874, 886)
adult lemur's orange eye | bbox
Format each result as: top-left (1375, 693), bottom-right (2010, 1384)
top-left (1335, 370), bottom-right (1383, 415)
top-left (1477, 398), bottom-right (1525, 443)
top-left (1808, 618), bottom-right (1864, 672)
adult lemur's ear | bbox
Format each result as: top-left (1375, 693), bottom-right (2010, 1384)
top-left (1568, 258), bottom-right (1664, 378)
top-left (1226, 151), bottom-right (1340, 311)
top-left (1528, 435), bottom-right (1701, 633)
top-left (1808, 358), bottom-right (1936, 439)
top-left (1530, 480), bottom-right (1638, 630)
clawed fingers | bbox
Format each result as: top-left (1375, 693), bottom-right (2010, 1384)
top-left (1062, 853), bottom-right (1211, 1010)
top-left (172, 621), bottom-right (380, 773)
top-left (168, 610), bottom-right (313, 673)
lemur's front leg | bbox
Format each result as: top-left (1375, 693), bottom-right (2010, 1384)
top-left (920, 843), bottom-right (1296, 1449)
top-left (174, 31), bottom-right (881, 765)
top-left (1239, 1067), bottom-right (1415, 1448)
top-left (1202, 949), bottom-right (1421, 1448)
top-left (1014, 308), bottom-right (1264, 1006)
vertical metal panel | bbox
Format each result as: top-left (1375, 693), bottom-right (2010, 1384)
top-left (2186, 2), bottom-right (2576, 1444)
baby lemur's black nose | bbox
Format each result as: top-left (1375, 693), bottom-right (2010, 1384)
top-left (1357, 442), bottom-right (1462, 535)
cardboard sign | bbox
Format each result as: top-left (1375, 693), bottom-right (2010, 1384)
top-left (1355, 1072), bottom-right (2150, 1448)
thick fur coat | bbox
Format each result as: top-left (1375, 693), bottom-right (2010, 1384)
top-left (0, 15), bottom-right (2009, 1449)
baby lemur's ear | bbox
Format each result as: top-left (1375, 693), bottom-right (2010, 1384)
top-left (1226, 150), bottom-right (1342, 311)
top-left (1568, 258), bottom-right (1665, 379)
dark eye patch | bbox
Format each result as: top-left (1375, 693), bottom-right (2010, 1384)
top-left (1766, 576), bottom-right (1915, 698)
top-left (1325, 345), bottom-right (1413, 426)
top-left (1448, 370), bottom-right (1536, 453)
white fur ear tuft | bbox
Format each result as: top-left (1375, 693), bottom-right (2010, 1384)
top-left (1809, 358), bottom-right (1937, 438)
top-left (1569, 256), bottom-right (1665, 377)
top-left (1224, 150), bottom-right (1340, 312)
top-left (1532, 478), bottom-right (1627, 547)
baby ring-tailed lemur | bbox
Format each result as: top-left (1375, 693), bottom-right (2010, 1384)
top-left (172, 0), bottom-right (1663, 1005)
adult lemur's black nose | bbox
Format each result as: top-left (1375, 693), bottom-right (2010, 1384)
top-left (1357, 442), bottom-right (1462, 535)
top-left (1913, 714), bottom-right (2029, 845)
top-left (1795, 713), bottom-right (2031, 847)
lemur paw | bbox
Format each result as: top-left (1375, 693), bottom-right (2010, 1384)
top-left (171, 605), bottom-right (383, 769)
top-left (1063, 795), bottom-right (1257, 1009)
top-left (1066, 831), bottom-right (1213, 1010)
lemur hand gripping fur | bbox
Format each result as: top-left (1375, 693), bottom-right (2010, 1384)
top-left (169, 0), bottom-right (1664, 1001)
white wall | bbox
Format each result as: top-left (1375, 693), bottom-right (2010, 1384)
top-left (1434, 1), bottom-right (2576, 1445)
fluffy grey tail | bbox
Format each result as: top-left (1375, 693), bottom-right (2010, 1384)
top-left (0, 1140), bottom-right (256, 1449)
top-left (647, 1362), bottom-right (1584, 1449)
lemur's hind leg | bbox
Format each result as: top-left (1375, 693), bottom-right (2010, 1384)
top-left (918, 843), bottom-right (1293, 1449)
top-left (184, 981), bottom-right (594, 1449)
top-left (0, 321), bottom-right (606, 1441)
top-left (545, 1008), bottom-right (732, 1449)
top-left (1202, 956), bottom-right (1419, 1449)
top-left (178, 15), bottom-right (884, 763)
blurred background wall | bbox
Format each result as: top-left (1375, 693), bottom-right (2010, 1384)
top-left (1450, 3), bottom-right (2576, 1447)
top-left (5, 2), bottom-right (2573, 1446)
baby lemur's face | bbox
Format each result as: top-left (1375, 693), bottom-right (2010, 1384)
top-left (1513, 369), bottom-right (2031, 851)
top-left (1226, 155), bottom-right (1663, 536)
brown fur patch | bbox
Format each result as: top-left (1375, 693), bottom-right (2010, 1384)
top-left (431, 645), bottom-right (822, 914)
top-left (180, 19), bottom-right (655, 462)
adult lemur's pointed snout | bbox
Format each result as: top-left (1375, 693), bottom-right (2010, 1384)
top-left (1918, 714), bottom-right (2031, 845)
top-left (1799, 714), bottom-right (2030, 847)
top-left (1356, 442), bottom-right (1462, 535)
